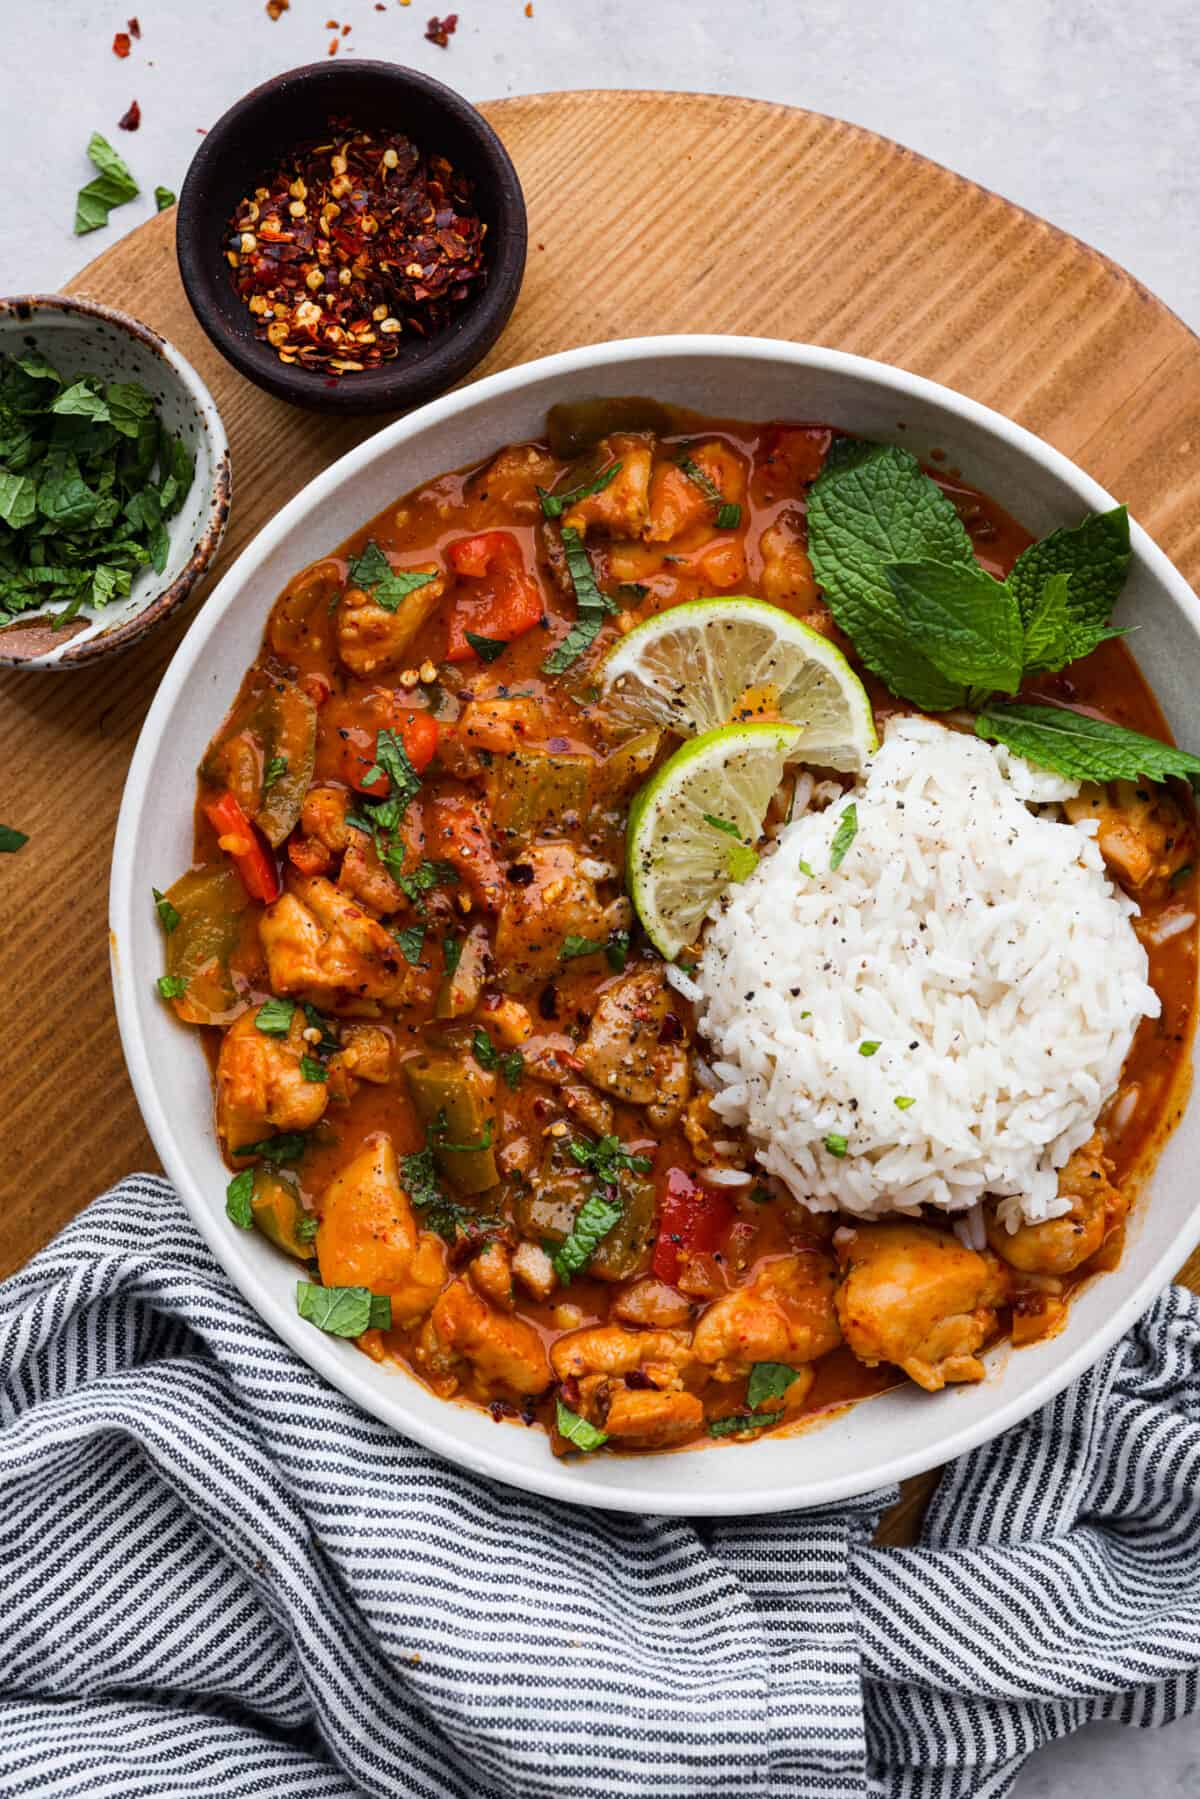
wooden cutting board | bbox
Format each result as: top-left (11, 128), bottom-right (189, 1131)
top-left (4, 91), bottom-right (1199, 1537)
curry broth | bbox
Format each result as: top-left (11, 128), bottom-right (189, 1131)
top-left (185, 407), bottom-right (1197, 1453)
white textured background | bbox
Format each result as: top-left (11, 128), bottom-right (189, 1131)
top-left (4, 3), bottom-right (1200, 1791)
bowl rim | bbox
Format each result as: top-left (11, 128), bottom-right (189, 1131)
top-left (0, 291), bottom-right (231, 669)
top-left (175, 59), bottom-right (528, 416)
top-left (110, 333), bottom-right (1200, 1513)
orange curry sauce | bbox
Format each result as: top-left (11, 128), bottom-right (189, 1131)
top-left (169, 403), bottom-right (1198, 1457)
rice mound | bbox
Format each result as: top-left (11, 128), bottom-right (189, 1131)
top-left (696, 715), bottom-right (1161, 1226)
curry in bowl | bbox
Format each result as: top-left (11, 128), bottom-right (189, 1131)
top-left (153, 398), bottom-right (1198, 1460)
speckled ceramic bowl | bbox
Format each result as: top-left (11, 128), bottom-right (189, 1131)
top-left (0, 295), bottom-right (231, 670)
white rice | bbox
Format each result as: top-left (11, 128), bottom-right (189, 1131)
top-left (696, 716), bottom-right (1162, 1227)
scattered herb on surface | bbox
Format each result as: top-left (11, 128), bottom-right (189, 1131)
top-left (541, 525), bottom-right (616, 673)
top-left (394, 922), bottom-right (426, 965)
top-left (552, 1191), bottom-right (623, 1282)
top-left (225, 1168), bottom-right (255, 1229)
top-left (296, 1282), bottom-right (391, 1337)
top-left (347, 540), bottom-right (437, 613)
top-left (797, 859), bottom-right (815, 878)
top-left (401, 1140), bottom-right (494, 1242)
top-left (152, 886), bottom-right (179, 931)
top-left (824, 1132), bottom-right (848, 1158)
top-left (442, 934), bottom-right (463, 975)
top-left (348, 726), bottom-right (421, 866)
top-left (74, 131), bottom-right (139, 234)
top-left (156, 973), bottom-right (187, 1000)
top-left (0, 825), bottom-right (28, 853)
top-left (567, 1134), bottom-right (652, 1189)
top-left (708, 1411), bottom-right (781, 1438)
top-left (858, 1040), bottom-right (880, 1057)
top-left (464, 630), bottom-right (506, 662)
top-left (829, 804), bottom-right (858, 871)
top-left (605, 930), bottom-right (630, 972)
top-left (303, 1002), bottom-right (339, 1058)
top-left (538, 460), bottom-right (622, 520)
top-left (300, 1055), bottom-right (328, 1084)
top-left (894, 1095), bottom-right (916, 1111)
top-left (255, 996), bottom-right (296, 1036)
top-left (555, 1399), bottom-right (607, 1452)
top-left (295, 1211), bottom-right (319, 1245)
top-left (703, 812), bottom-right (758, 881)
top-left (236, 1133), bottom-right (308, 1165)
top-left (747, 1363), bottom-right (801, 1409)
top-left (154, 185), bottom-right (176, 212)
top-left (397, 859), bottom-right (458, 910)
top-left (262, 754), bottom-right (288, 793)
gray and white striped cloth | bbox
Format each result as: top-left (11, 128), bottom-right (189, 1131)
top-left (2, 1176), bottom-right (1199, 1799)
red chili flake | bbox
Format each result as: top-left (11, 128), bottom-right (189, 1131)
top-left (342, 20), bottom-right (352, 31)
top-left (424, 12), bottom-right (457, 46)
top-left (112, 30), bottom-right (131, 56)
top-left (375, 3), bottom-right (386, 8)
top-left (524, 2), bottom-right (532, 13)
top-left (127, 14), bottom-right (141, 34)
top-left (265, 0), bottom-right (289, 16)
top-left (328, 34), bottom-right (339, 52)
top-left (117, 99), bottom-right (141, 131)
top-left (225, 122), bottom-right (488, 376)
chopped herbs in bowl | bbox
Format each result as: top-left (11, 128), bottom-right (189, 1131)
top-left (0, 294), bottom-right (229, 669)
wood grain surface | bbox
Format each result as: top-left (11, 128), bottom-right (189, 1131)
top-left (4, 92), bottom-right (1199, 1539)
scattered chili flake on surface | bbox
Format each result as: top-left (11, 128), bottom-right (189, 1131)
top-left (226, 123), bottom-right (488, 375)
top-left (117, 99), bottom-right (141, 131)
top-left (425, 13), bottom-right (458, 45)
top-left (328, 35), bottom-right (339, 52)
top-left (265, 0), bottom-right (289, 16)
top-left (524, 2), bottom-right (533, 14)
top-left (112, 30), bottom-right (131, 56)
top-left (342, 20), bottom-right (352, 31)
top-left (127, 15), bottom-right (141, 34)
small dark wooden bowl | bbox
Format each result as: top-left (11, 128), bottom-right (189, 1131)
top-left (176, 61), bottom-right (527, 416)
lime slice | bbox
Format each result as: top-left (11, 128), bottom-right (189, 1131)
top-left (600, 596), bottom-right (876, 771)
top-left (627, 721), bottom-right (804, 959)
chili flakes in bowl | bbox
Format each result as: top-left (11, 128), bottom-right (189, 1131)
top-left (226, 125), bottom-right (487, 375)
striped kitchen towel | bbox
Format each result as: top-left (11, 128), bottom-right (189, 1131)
top-left (2, 1177), bottom-right (1199, 1799)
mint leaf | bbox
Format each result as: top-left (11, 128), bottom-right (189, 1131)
top-left (1008, 505), bottom-right (1130, 631)
top-left (829, 803), bottom-right (858, 871)
top-left (472, 1026), bottom-right (499, 1071)
top-left (708, 1411), bottom-right (781, 1438)
top-left (807, 443), bottom-right (976, 710)
top-left (1021, 571), bottom-right (1073, 674)
top-left (296, 1282), bottom-right (390, 1337)
top-left (394, 922), bottom-right (426, 964)
top-left (464, 630), bottom-right (505, 662)
top-left (156, 973), bottom-right (187, 999)
top-left (236, 1132), bottom-right (308, 1165)
top-left (154, 185), bottom-right (176, 212)
top-left (884, 558), bottom-right (1023, 694)
top-left (555, 1399), bottom-right (608, 1452)
top-left (747, 1362), bottom-right (801, 1409)
top-left (347, 539), bottom-right (436, 612)
top-left (552, 1191), bottom-right (623, 1282)
top-left (74, 132), bottom-right (139, 234)
top-left (542, 526), bottom-right (614, 674)
top-left (152, 886), bottom-right (180, 933)
top-left (255, 996), bottom-right (296, 1036)
top-left (0, 825), bottom-right (28, 853)
top-left (975, 703), bottom-right (1200, 786)
top-left (225, 1169), bottom-right (255, 1229)
top-left (299, 1056), bottom-right (328, 1084)
top-left (538, 460), bottom-right (622, 519)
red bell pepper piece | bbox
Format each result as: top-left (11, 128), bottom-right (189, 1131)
top-left (652, 1167), bottom-right (734, 1286)
top-left (444, 530), bottom-right (544, 662)
top-left (202, 791), bottom-right (280, 904)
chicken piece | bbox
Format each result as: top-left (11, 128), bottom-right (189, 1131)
top-left (301, 786), bottom-right (351, 856)
top-left (259, 874), bottom-right (428, 1013)
top-left (987, 1134), bottom-right (1126, 1276)
top-left (758, 509), bottom-right (818, 608)
top-left (560, 1083), bottom-right (615, 1138)
top-left (424, 793), bottom-right (505, 912)
top-left (586, 1385), bottom-right (704, 1447)
top-left (834, 1222), bottom-right (1009, 1393)
top-left (494, 843), bottom-right (624, 990)
top-left (561, 435), bottom-right (654, 540)
top-left (216, 1003), bottom-right (329, 1154)
top-left (644, 439), bottom-right (745, 545)
top-left (550, 1325), bottom-right (693, 1383)
top-left (487, 998), bottom-right (534, 1046)
top-left (611, 1277), bottom-right (693, 1330)
top-left (336, 564), bottom-right (445, 677)
top-left (325, 1022), bottom-right (393, 1102)
top-left (422, 1278), bottom-right (550, 1397)
top-left (338, 831), bottom-right (405, 916)
top-left (512, 1240), bottom-right (557, 1301)
top-left (455, 696), bottom-right (544, 757)
top-left (575, 967), bottom-right (691, 1128)
top-left (316, 1135), bottom-right (448, 1327)
top-left (692, 1250), bottom-right (842, 1377)
top-left (1064, 781), bottom-right (1191, 893)
top-left (471, 443), bottom-right (560, 518)
top-left (470, 1240), bottom-right (515, 1311)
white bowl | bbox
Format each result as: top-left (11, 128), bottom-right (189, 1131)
top-left (0, 294), bottom-right (230, 669)
top-left (110, 336), bottom-right (1200, 1515)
